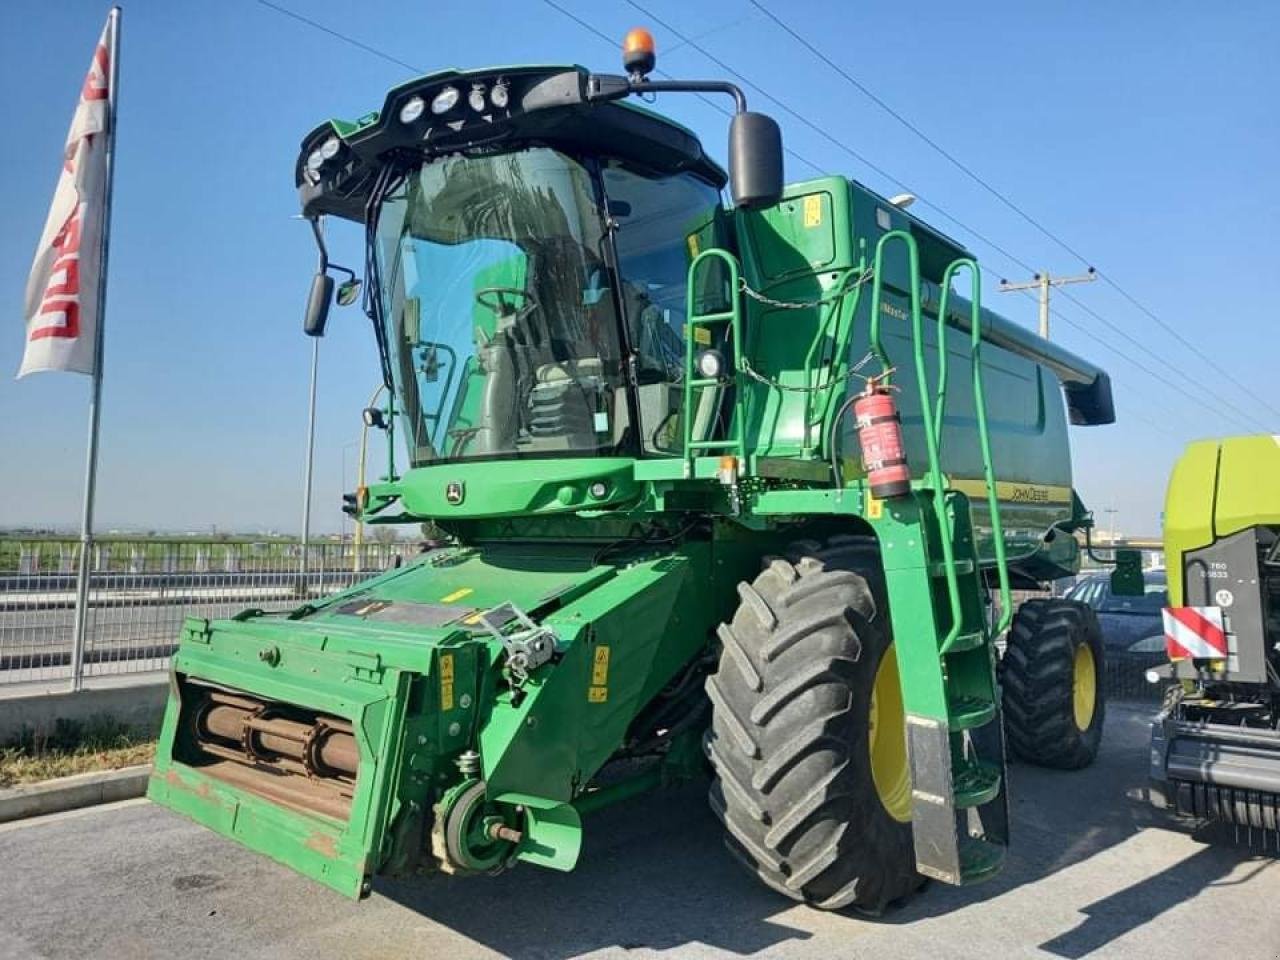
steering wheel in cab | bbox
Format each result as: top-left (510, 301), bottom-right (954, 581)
top-left (474, 287), bottom-right (540, 326)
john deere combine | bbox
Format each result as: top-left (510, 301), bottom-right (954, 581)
top-left (1149, 436), bottom-right (1280, 836)
top-left (149, 33), bottom-right (1117, 910)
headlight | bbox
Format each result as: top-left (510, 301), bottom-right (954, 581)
top-left (319, 136), bottom-right (341, 160)
top-left (588, 481), bottom-right (609, 500)
top-left (399, 95), bottom-right (425, 124)
top-left (490, 82), bottom-right (509, 109)
top-left (305, 148), bottom-right (325, 173)
top-left (431, 86), bottom-right (460, 114)
top-left (469, 85), bottom-right (487, 112)
top-left (695, 348), bottom-right (725, 380)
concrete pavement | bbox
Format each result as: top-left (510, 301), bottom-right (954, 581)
top-left (1, 703), bottom-right (1278, 959)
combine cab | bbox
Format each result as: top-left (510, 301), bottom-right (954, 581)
top-left (1149, 436), bottom-right (1280, 836)
top-left (150, 32), bottom-right (1117, 910)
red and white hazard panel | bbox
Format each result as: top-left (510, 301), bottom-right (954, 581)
top-left (1162, 606), bottom-right (1228, 660)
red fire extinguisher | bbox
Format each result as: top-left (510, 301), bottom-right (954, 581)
top-left (854, 381), bottom-right (911, 498)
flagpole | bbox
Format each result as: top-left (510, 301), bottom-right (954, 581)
top-left (68, 6), bottom-right (121, 693)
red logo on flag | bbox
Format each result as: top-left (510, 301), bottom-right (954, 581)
top-left (30, 203), bottom-right (85, 341)
top-left (1162, 606), bottom-right (1228, 660)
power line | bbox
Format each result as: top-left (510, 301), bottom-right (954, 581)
top-left (253, 0), bottom-right (423, 74)
top-left (616, 0), bottom-right (1268, 434)
top-left (252, 0), bottom-right (1222, 439)
top-left (747, 0), bottom-right (1280, 425)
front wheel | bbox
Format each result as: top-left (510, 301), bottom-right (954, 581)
top-left (704, 536), bottom-right (919, 913)
top-left (1001, 599), bottom-right (1105, 769)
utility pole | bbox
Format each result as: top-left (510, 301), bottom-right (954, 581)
top-left (1103, 507), bottom-right (1119, 544)
top-left (999, 267), bottom-right (1097, 339)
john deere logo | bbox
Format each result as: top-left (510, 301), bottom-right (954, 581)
top-left (445, 481), bottom-right (465, 505)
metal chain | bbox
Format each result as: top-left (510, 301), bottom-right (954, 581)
top-left (739, 350), bottom-right (883, 394)
top-left (736, 266), bottom-right (873, 310)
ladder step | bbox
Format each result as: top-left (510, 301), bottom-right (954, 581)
top-left (687, 377), bottom-right (722, 388)
top-left (929, 558), bottom-right (975, 577)
top-left (953, 759), bottom-right (1001, 809)
top-left (942, 631), bottom-right (986, 653)
top-left (948, 695), bottom-right (996, 731)
top-left (958, 835), bottom-right (1005, 885)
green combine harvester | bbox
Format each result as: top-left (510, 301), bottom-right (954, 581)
top-left (149, 33), bottom-right (1117, 911)
top-left (1149, 436), bottom-right (1280, 836)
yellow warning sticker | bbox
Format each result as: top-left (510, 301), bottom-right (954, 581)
top-left (589, 645), bottom-right (611, 702)
top-left (439, 653), bottom-right (455, 711)
top-left (803, 194), bottom-right (823, 228)
top-left (440, 587), bottom-right (473, 603)
top-left (592, 645), bottom-right (611, 685)
top-left (693, 326), bottom-right (712, 346)
top-left (865, 490), bottom-right (883, 519)
top-left (686, 233), bottom-right (700, 258)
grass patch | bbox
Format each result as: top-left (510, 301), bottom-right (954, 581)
top-left (0, 716), bottom-right (155, 788)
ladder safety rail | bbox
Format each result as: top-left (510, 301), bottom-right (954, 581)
top-left (937, 259), bottom-right (1013, 636)
top-left (869, 230), bottom-right (963, 652)
top-left (683, 249), bottom-right (746, 468)
top-left (798, 256), bottom-right (871, 450)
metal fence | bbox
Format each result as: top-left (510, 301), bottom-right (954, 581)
top-left (0, 538), bottom-right (418, 686)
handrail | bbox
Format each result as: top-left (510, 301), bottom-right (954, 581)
top-left (937, 259), bottom-right (1013, 639)
top-left (870, 230), bottom-right (963, 653)
top-left (683, 248), bottom-right (745, 466)
top-left (798, 257), bottom-right (869, 451)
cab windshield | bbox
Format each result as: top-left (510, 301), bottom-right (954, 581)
top-left (374, 148), bottom-right (628, 465)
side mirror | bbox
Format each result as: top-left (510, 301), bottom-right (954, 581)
top-left (728, 111), bottom-right (783, 210)
top-left (362, 406), bottom-right (388, 430)
top-left (1110, 549), bottom-right (1145, 597)
top-left (336, 278), bottom-right (362, 307)
top-left (304, 272), bottom-right (334, 338)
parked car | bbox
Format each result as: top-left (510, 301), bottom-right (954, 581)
top-left (1065, 570), bottom-right (1168, 655)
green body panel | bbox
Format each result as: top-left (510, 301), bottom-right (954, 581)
top-left (1164, 435), bottom-right (1280, 606)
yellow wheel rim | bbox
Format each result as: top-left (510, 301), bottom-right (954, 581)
top-left (1072, 642), bottom-right (1097, 731)
top-left (869, 644), bottom-right (911, 823)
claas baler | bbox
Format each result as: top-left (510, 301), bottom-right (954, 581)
top-left (1149, 436), bottom-right (1280, 837)
top-left (150, 33), bottom-right (1118, 911)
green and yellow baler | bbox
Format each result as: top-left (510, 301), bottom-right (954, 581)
top-left (149, 38), bottom-right (1117, 911)
top-left (1149, 436), bottom-right (1280, 835)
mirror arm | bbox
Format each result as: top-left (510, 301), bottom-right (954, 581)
top-left (586, 74), bottom-right (748, 113)
top-left (308, 215), bottom-right (330, 272)
top-left (308, 215), bottom-right (357, 281)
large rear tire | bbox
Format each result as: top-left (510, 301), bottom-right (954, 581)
top-left (1001, 598), bottom-right (1105, 769)
top-left (704, 535), bottom-right (919, 912)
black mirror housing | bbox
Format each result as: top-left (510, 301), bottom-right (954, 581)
top-left (728, 111), bottom-right (783, 210)
top-left (1110, 549), bottom-right (1145, 597)
top-left (304, 272), bottom-right (334, 337)
top-left (336, 277), bottom-right (362, 307)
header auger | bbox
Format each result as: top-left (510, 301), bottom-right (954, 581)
top-left (150, 31), bottom-right (1116, 912)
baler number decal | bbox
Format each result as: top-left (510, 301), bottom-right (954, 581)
top-left (589, 645), bottom-right (610, 703)
top-left (440, 653), bottom-right (455, 711)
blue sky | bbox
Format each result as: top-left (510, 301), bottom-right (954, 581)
top-left (1, 0), bottom-right (1275, 535)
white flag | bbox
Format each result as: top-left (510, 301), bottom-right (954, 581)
top-left (18, 14), bottom-right (115, 378)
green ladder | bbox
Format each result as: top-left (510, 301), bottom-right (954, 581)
top-left (681, 249), bottom-right (747, 473)
top-left (867, 230), bottom-right (1014, 885)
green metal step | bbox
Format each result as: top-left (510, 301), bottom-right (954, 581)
top-left (929, 558), bottom-right (975, 577)
top-left (943, 630), bottom-right (986, 653)
top-left (953, 758), bottom-right (1002, 809)
top-left (958, 836), bottom-right (1005, 884)
top-left (947, 695), bottom-right (996, 731)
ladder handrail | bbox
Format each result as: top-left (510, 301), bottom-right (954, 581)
top-left (870, 230), bottom-right (963, 652)
top-left (936, 259), bottom-right (1014, 635)
top-left (683, 249), bottom-right (746, 465)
